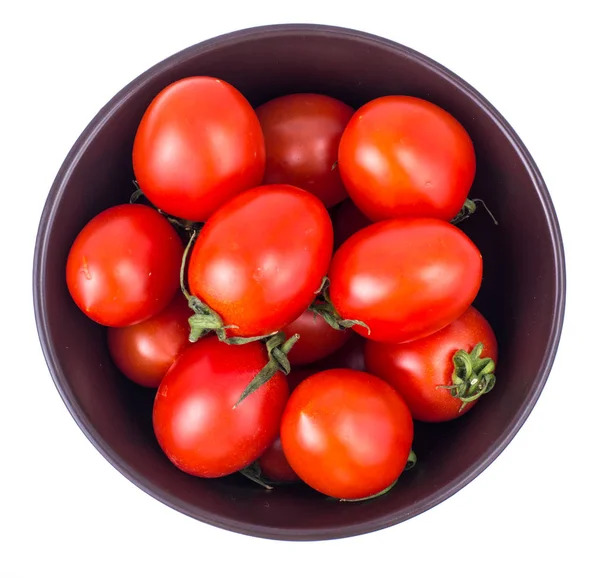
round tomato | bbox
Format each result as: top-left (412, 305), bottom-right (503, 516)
top-left (281, 369), bottom-right (413, 500)
top-left (66, 204), bottom-right (183, 327)
top-left (153, 337), bottom-right (288, 478)
top-left (107, 293), bottom-right (191, 387)
top-left (332, 198), bottom-right (371, 249)
top-left (132, 76), bottom-right (265, 222)
top-left (365, 306), bottom-right (498, 421)
top-left (282, 310), bottom-right (351, 366)
top-left (329, 218), bottom-right (482, 344)
top-left (338, 96), bottom-right (475, 222)
top-left (256, 93), bottom-right (353, 207)
top-left (258, 437), bottom-right (299, 483)
top-left (188, 185), bottom-right (333, 337)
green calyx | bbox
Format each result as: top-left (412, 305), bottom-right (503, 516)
top-left (438, 342), bottom-right (497, 412)
top-left (238, 462), bottom-right (273, 491)
top-left (310, 277), bottom-right (371, 334)
top-left (451, 198), bottom-right (498, 226)
top-left (234, 332), bottom-right (300, 407)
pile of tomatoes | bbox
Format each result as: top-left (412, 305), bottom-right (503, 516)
top-left (66, 76), bottom-right (498, 501)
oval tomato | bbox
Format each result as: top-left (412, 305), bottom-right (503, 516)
top-left (339, 96), bottom-right (475, 222)
top-left (281, 369), bottom-right (413, 500)
top-left (107, 293), bottom-right (191, 387)
top-left (365, 306), bottom-right (498, 421)
top-left (282, 310), bottom-right (351, 366)
top-left (256, 93), bottom-right (353, 207)
top-left (153, 337), bottom-right (288, 478)
top-left (133, 76), bottom-right (265, 222)
top-left (258, 437), bottom-right (299, 483)
top-left (332, 198), bottom-right (371, 249)
top-left (66, 204), bottom-right (183, 327)
top-left (329, 218), bottom-right (483, 344)
top-left (188, 185), bottom-right (333, 337)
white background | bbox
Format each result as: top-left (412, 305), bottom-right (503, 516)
top-left (1, 1), bottom-right (597, 576)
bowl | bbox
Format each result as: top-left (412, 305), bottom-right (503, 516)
top-left (33, 24), bottom-right (565, 540)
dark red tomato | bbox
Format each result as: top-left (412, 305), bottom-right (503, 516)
top-left (107, 293), bottom-right (191, 388)
top-left (256, 93), bottom-right (354, 208)
top-left (66, 204), bottom-right (183, 327)
top-left (339, 96), bottom-right (476, 222)
top-left (287, 368), bottom-right (317, 392)
top-left (153, 337), bottom-right (288, 478)
top-left (281, 369), bottom-right (413, 500)
top-left (332, 199), bottom-right (371, 250)
top-left (258, 437), bottom-right (299, 483)
top-left (188, 185), bottom-right (333, 337)
top-left (282, 310), bottom-right (351, 366)
top-left (312, 334), bottom-right (366, 372)
top-left (329, 218), bottom-right (482, 344)
top-left (365, 306), bottom-right (497, 421)
top-left (133, 76), bottom-right (265, 222)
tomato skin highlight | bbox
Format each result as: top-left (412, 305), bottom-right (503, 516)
top-left (281, 369), bottom-right (413, 500)
top-left (339, 95), bottom-right (475, 222)
top-left (258, 437), bottom-right (300, 483)
top-left (153, 337), bottom-right (289, 478)
top-left (188, 184), bottom-right (334, 337)
top-left (283, 310), bottom-right (351, 366)
top-left (107, 293), bottom-right (191, 388)
top-left (365, 306), bottom-right (498, 421)
top-left (132, 76), bottom-right (265, 222)
top-left (256, 93), bottom-right (353, 207)
top-left (329, 218), bottom-right (483, 344)
top-left (66, 204), bottom-right (183, 327)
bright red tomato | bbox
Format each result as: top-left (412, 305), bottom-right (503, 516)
top-left (153, 337), bottom-right (288, 478)
top-left (188, 185), bottom-right (333, 337)
top-left (329, 218), bottom-right (483, 344)
top-left (281, 369), bottom-right (413, 500)
top-left (66, 204), bottom-right (183, 327)
top-left (332, 198), bottom-right (371, 249)
top-left (107, 293), bottom-right (191, 387)
top-left (258, 437), bottom-right (299, 483)
top-left (339, 96), bottom-right (476, 222)
top-left (282, 310), bottom-right (351, 366)
top-left (365, 306), bottom-right (498, 421)
top-left (256, 93), bottom-right (353, 207)
top-left (133, 76), bottom-right (265, 222)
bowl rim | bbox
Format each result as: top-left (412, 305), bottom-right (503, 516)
top-left (32, 23), bottom-right (566, 541)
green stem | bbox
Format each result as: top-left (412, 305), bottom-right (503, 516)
top-left (339, 479), bottom-right (397, 502)
top-left (238, 462), bottom-right (273, 490)
top-left (234, 332), bottom-right (300, 407)
top-left (404, 449), bottom-right (417, 471)
top-left (451, 198), bottom-right (498, 226)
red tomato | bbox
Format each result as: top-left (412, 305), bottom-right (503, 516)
top-left (329, 218), bottom-right (482, 344)
top-left (339, 96), bottom-right (475, 222)
top-left (66, 204), bottom-right (183, 327)
top-left (188, 185), bottom-right (333, 337)
top-left (107, 293), bottom-right (191, 387)
top-left (132, 77), bottom-right (265, 222)
top-left (153, 337), bottom-right (288, 478)
top-left (282, 310), bottom-right (351, 366)
top-left (281, 369), bottom-right (413, 500)
top-left (365, 306), bottom-right (498, 421)
top-left (258, 437), bottom-right (299, 483)
top-left (256, 93), bottom-right (353, 207)
top-left (332, 198), bottom-right (371, 249)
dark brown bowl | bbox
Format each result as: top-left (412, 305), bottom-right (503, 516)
top-left (33, 24), bottom-right (565, 541)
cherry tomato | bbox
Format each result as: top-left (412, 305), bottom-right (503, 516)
top-left (107, 293), bottom-right (191, 388)
top-left (339, 96), bottom-right (475, 222)
top-left (282, 310), bottom-right (351, 366)
top-left (332, 198), bottom-right (371, 249)
top-left (365, 306), bottom-right (498, 421)
top-left (256, 93), bottom-right (353, 207)
top-left (258, 437), bottom-right (299, 483)
top-left (281, 369), bottom-right (413, 500)
top-left (329, 218), bottom-right (482, 344)
top-left (188, 185), bottom-right (333, 337)
top-left (66, 204), bottom-right (183, 327)
top-left (133, 76), bottom-right (265, 222)
top-left (153, 337), bottom-right (288, 478)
